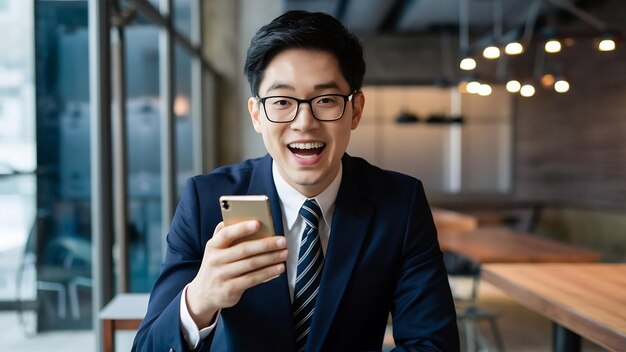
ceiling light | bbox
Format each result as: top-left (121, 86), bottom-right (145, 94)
top-left (506, 80), bottom-right (521, 93)
top-left (563, 37), bottom-right (576, 47)
top-left (485, 0), bottom-right (503, 60)
top-left (541, 74), bottom-right (555, 88)
top-left (594, 32), bottom-right (621, 52)
top-left (597, 38), bottom-right (616, 51)
top-left (545, 39), bottom-right (562, 53)
top-left (520, 84), bottom-right (535, 97)
top-left (457, 81), bottom-right (468, 94)
top-left (554, 79), bottom-right (570, 93)
top-left (460, 57), bottom-right (476, 70)
top-left (478, 83), bottom-right (492, 96)
top-left (505, 42), bottom-right (524, 55)
top-left (466, 81), bottom-right (481, 94)
top-left (483, 46), bottom-right (501, 59)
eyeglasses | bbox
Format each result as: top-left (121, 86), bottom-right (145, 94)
top-left (257, 92), bottom-right (356, 123)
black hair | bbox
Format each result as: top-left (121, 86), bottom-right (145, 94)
top-left (244, 10), bottom-right (366, 96)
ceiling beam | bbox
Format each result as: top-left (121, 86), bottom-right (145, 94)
top-left (546, 0), bottom-right (610, 31)
top-left (378, 0), bottom-right (415, 33)
top-left (335, 0), bottom-right (350, 21)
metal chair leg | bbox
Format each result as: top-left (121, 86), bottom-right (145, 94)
top-left (465, 318), bottom-right (477, 352)
top-left (489, 316), bottom-right (505, 352)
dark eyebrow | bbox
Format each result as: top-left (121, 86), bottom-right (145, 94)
top-left (314, 82), bottom-right (340, 91)
top-left (264, 81), bottom-right (343, 95)
top-left (265, 82), bottom-right (295, 94)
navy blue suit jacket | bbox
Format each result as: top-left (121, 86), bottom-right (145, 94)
top-left (133, 154), bottom-right (459, 351)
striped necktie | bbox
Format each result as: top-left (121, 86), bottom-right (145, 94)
top-left (293, 199), bottom-right (324, 352)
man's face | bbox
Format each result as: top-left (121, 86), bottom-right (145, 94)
top-left (249, 48), bottom-right (364, 197)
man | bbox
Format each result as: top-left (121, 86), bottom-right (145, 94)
top-left (133, 10), bottom-right (459, 352)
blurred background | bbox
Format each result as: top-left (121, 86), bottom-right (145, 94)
top-left (0, 0), bottom-right (624, 351)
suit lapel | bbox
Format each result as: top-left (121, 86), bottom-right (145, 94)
top-left (307, 155), bottom-right (374, 352)
top-left (247, 155), bottom-right (295, 351)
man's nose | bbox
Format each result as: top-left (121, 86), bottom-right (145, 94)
top-left (290, 102), bottom-right (319, 129)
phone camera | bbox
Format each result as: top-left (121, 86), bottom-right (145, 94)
top-left (221, 200), bottom-right (230, 210)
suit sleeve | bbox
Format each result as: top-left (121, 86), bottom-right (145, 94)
top-left (391, 181), bottom-right (460, 352)
top-left (132, 178), bottom-right (215, 352)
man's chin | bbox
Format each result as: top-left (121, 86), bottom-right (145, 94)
top-left (286, 171), bottom-right (324, 189)
top-left (290, 175), bottom-right (321, 187)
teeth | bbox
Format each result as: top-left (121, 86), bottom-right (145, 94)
top-left (288, 142), bottom-right (325, 150)
top-left (295, 154), bottom-right (318, 159)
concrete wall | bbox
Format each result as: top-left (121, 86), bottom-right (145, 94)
top-left (237, 0), bottom-right (282, 161)
top-left (361, 34), bottom-right (456, 85)
top-left (202, 0), bottom-right (280, 166)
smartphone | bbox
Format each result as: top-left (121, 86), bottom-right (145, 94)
top-left (219, 195), bottom-right (276, 244)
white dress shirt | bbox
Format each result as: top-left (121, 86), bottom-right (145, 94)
top-left (179, 161), bottom-right (342, 349)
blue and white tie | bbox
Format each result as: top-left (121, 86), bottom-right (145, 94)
top-left (293, 199), bottom-right (324, 352)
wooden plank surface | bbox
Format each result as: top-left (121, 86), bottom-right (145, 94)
top-left (482, 264), bottom-right (626, 352)
top-left (439, 227), bottom-right (602, 264)
top-left (432, 208), bottom-right (478, 232)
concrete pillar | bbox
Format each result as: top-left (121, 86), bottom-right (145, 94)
top-left (202, 0), bottom-right (281, 165)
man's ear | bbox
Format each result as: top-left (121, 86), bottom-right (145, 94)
top-left (248, 97), bottom-right (262, 133)
top-left (350, 91), bottom-right (365, 130)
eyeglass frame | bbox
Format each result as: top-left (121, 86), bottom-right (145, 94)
top-left (256, 91), bottom-right (357, 123)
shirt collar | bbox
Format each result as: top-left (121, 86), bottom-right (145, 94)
top-left (272, 161), bottom-right (342, 231)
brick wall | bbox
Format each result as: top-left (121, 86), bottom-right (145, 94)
top-left (513, 1), bottom-right (626, 209)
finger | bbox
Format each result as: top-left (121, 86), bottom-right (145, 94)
top-left (210, 220), bottom-right (260, 248)
top-left (227, 263), bottom-right (286, 292)
top-left (207, 222), bottom-right (225, 248)
top-left (214, 221), bottom-right (225, 233)
top-left (217, 236), bottom-right (287, 264)
top-left (218, 248), bottom-right (288, 279)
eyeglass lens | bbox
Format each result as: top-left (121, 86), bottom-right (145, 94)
top-left (264, 95), bottom-right (346, 122)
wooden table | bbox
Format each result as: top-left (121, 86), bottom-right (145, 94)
top-left (439, 227), bottom-right (602, 352)
top-left (432, 208), bottom-right (478, 232)
top-left (482, 264), bottom-right (626, 352)
top-left (99, 293), bottom-right (149, 352)
top-left (439, 227), bottom-right (602, 264)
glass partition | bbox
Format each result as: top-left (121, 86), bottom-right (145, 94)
top-left (173, 0), bottom-right (191, 40)
top-left (175, 42), bottom-right (194, 198)
top-left (123, 20), bottom-right (163, 293)
top-left (34, 0), bottom-right (92, 330)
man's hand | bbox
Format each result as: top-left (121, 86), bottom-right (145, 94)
top-left (186, 220), bottom-right (288, 328)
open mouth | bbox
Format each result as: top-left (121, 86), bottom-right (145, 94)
top-left (288, 141), bottom-right (326, 159)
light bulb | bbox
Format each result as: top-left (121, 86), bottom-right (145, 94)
top-left (505, 42), bottom-right (524, 55)
top-left (520, 84), bottom-right (535, 97)
top-left (541, 74), bottom-right (555, 88)
top-left (478, 84), bottom-right (492, 96)
top-left (597, 39), bottom-right (616, 51)
top-left (554, 80), bottom-right (570, 93)
top-left (460, 57), bottom-right (477, 70)
top-left (466, 81), bottom-right (481, 94)
top-left (506, 80), bottom-right (521, 93)
top-left (483, 46), bottom-right (501, 59)
top-left (457, 81), bottom-right (469, 94)
top-left (545, 39), bottom-right (562, 53)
